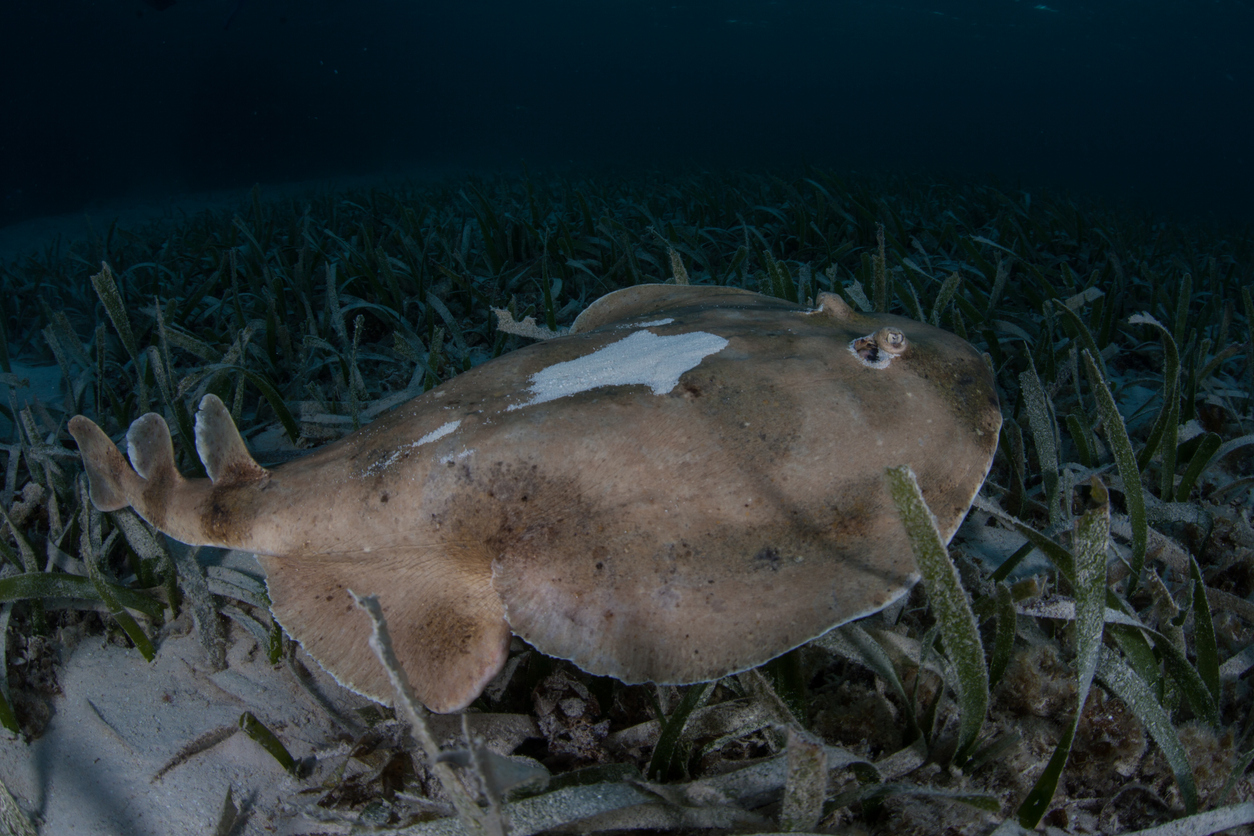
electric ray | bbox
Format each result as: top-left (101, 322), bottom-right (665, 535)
top-left (69, 285), bottom-right (1001, 713)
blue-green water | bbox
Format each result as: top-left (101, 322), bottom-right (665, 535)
top-left (1, 0), bottom-right (1251, 226)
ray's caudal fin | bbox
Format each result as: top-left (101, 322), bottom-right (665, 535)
top-left (68, 395), bottom-right (269, 549)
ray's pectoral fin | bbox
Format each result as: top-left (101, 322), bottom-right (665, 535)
top-left (259, 544), bottom-right (511, 714)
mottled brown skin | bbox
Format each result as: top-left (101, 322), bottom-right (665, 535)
top-left (69, 286), bottom-right (1000, 713)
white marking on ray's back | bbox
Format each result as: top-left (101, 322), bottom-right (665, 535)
top-left (508, 330), bottom-right (729, 411)
top-left (358, 420), bottom-right (461, 477)
top-left (438, 448), bottom-right (475, 466)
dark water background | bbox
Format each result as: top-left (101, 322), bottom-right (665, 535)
top-left (2, 0), bottom-right (1251, 227)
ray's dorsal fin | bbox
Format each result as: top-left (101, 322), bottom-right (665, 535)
top-left (194, 394), bottom-right (268, 487)
top-left (126, 413), bottom-right (186, 487)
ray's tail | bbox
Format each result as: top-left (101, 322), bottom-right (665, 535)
top-left (69, 395), bottom-right (512, 712)
top-left (68, 395), bottom-right (268, 545)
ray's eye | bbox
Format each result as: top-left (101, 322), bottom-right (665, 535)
top-left (850, 327), bottom-right (908, 369)
top-left (875, 327), bottom-right (907, 354)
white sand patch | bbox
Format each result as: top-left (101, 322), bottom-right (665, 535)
top-left (507, 329), bottom-right (727, 411)
top-left (0, 361), bottom-right (64, 439)
top-left (0, 614), bottom-right (370, 835)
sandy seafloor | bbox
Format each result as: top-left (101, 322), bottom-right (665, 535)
top-left (0, 601), bottom-right (370, 835)
top-left (0, 165), bottom-right (474, 265)
top-left (0, 173), bottom-right (472, 834)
